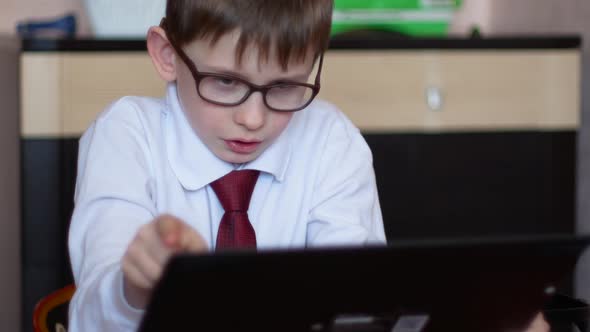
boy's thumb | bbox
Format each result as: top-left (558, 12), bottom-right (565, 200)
top-left (155, 214), bottom-right (182, 249)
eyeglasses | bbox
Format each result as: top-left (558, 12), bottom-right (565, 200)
top-left (168, 38), bottom-right (324, 112)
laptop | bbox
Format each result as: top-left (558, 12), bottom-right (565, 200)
top-left (138, 234), bottom-right (590, 332)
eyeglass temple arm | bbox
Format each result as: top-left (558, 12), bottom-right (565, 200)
top-left (315, 53), bottom-right (324, 88)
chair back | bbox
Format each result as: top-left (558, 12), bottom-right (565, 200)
top-left (33, 284), bottom-right (76, 332)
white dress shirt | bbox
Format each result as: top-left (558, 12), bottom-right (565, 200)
top-left (68, 83), bottom-right (386, 331)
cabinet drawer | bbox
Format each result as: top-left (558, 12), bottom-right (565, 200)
top-left (319, 50), bottom-right (580, 132)
top-left (22, 49), bottom-right (580, 137)
top-left (21, 52), bottom-right (164, 138)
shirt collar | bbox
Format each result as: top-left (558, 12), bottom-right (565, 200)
top-left (163, 83), bottom-right (292, 191)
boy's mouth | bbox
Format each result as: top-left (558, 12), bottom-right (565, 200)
top-left (225, 139), bottom-right (261, 154)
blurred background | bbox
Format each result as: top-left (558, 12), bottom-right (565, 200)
top-left (2, 0), bottom-right (590, 331)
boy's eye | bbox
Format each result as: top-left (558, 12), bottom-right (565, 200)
top-left (216, 78), bottom-right (237, 86)
top-left (274, 83), bottom-right (296, 89)
top-left (274, 84), bottom-right (301, 92)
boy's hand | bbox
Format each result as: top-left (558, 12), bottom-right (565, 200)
top-left (122, 214), bottom-right (207, 309)
top-left (521, 313), bottom-right (549, 332)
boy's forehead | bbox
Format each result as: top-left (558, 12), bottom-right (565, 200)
top-left (183, 30), bottom-right (316, 74)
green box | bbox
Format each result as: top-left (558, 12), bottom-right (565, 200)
top-left (335, 0), bottom-right (462, 9)
top-left (332, 0), bottom-right (463, 37)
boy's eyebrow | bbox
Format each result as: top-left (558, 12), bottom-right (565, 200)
top-left (199, 64), bottom-right (312, 83)
top-left (266, 73), bottom-right (312, 84)
top-left (198, 65), bottom-right (250, 79)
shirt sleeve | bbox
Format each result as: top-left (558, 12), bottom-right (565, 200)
top-left (306, 111), bottom-right (387, 246)
top-left (68, 100), bottom-right (157, 332)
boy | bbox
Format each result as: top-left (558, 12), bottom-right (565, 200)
top-left (68, 1), bottom-right (385, 331)
top-left (67, 1), bottom-right (548, 331)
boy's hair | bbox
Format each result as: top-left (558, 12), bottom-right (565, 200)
top-left (162, 0), bottom-right (333, 69)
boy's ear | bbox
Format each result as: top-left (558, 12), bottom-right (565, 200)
top-left (147, 26), bottom-right (177, 82)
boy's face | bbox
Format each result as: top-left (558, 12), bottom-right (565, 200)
top-left (175, 30), bottom-right (317, 164)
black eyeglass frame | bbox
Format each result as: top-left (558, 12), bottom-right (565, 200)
top-left (166, 32), bottom-right (324, 113)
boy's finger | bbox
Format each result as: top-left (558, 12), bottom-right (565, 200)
top-left (143, 229), bottom-right (173, 266)
top-left (525, 313), bottom-right (549, 332)
top-left (131, 241), bottom-right (165, 284)
top-left (136, 224), bottom-right (170, 264)
top-left (179, 227), bottom-right (208, 253)
top-left (122, 258), bottom-right (153, 290)
top-left (155, 214), bottom-right (182, 249)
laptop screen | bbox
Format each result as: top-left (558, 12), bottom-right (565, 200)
top-left (139, 235), bottom-right (589, 332)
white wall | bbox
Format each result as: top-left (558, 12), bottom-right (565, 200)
top-left (450, 0), bottom-right (493, 35)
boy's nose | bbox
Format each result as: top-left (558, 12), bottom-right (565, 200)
top-left (233, 92), bottom-right (266, 131)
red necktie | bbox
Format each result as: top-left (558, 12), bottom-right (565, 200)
top-left (211, 170), bottom-right (260, 251)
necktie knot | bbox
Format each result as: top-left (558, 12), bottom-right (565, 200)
top-left (211, 170), bottom-right (260, 212)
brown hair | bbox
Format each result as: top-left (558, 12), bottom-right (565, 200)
top-left (162, 0), bottom-right (333, 70)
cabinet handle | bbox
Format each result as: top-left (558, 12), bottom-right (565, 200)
top-left (425, 86), bottom-right (444, 111)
